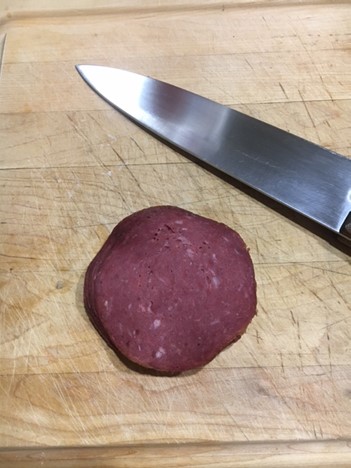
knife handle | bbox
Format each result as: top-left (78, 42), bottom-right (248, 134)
top-left (339, 212), bottom-right (351, 247)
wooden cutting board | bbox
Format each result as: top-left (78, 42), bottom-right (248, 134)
top-left (1, 1), bottom-right (350, 466)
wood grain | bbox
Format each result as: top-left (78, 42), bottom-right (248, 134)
top-left (0, 0), bottom-right (350, 466)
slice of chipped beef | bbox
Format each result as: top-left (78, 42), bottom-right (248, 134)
top-left (84, 206), bottom-right (257, 373)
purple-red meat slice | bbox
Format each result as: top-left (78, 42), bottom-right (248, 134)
top-left (84, 206), bottom-right (256, 373)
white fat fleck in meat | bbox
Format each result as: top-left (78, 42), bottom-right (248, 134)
top-left (176, 235), bottom-right (190, 245)
top-left (212, 253), bottom-right (217, 262)
top-left (211, 276), bottom-right (220, 288)
top-left (139, 301), bottom-right (154, 314)
top-left (186, 248), bottom-right (195, 259)
top-left (152, 319), bottom-right (161, 329)
top-left (155, 347), bottom-right (166, 359)
top-left (104, 300), bottom-right (109, 308)
top-left (207, 268), bottom-right (220, 289)
top-left (158, 276), bottom-right (167, 285)
top-left (174, 220), bottom-right (183, 225)
top-left (170, 344), bottom-right (182, 355)
top-left (210, 319), bottom-right (220, 326)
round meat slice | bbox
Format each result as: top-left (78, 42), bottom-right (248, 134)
top-left (84, 206), bottom-right (256, 373)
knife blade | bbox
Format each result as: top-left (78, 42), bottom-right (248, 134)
top-left (76, 65), bottom-right (351, 246)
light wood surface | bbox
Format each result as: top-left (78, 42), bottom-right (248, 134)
top-left (0, 1), bottom-right (350, 466)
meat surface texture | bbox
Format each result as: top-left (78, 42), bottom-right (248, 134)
top-left (84, 206), bottom-right (257, 373)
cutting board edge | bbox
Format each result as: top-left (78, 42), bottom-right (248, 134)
top-left (1, 0), bottom-right (350, 28)
top-left (1, 438), bottom-right (351, 467)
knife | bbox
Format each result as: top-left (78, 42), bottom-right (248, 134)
top-left (76, 65), bottom-right (351, 247)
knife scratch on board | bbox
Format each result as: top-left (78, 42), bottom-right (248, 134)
top-left (0, 33), bottom-right (7, 80)
top-left (222, 404), bottom-right (250, 441)
top-left (110, 145), bottom-right (147, 197)
top-left (298, 90), bottom-right (317, 131)
top-left (66, 113), bottom-right (91, 145)
top-left (130, 137), bottom-right (145, 154)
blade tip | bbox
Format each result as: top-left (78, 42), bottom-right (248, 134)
top-left (76, 64), bottom-right (88, 71)
top-left (75, 64), bottom-right (85, 76)
top-left (76, 63), bottom-right (97, 71)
